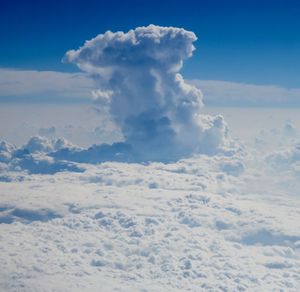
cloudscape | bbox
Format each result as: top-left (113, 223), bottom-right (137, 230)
top-left (0, 1), bottom-right (300, 291)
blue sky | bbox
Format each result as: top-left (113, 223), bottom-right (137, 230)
top-left (1, 0), bottom-right (300, 87)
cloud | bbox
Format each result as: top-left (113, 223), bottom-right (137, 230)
top-left (21, 136), bottom-right (76, 154)
top-left (0, 136), bottom-right (84, 174)
top-left (253, 120), bottom-right (299, 150)
top-left (191, 80), bottom-right (300, 107)
top-left (64, 25), bottom-right (236, 160)
top-left (1, 148), bottom-right (300, 291)
top-left (1, 70), bottom-right (300, 107)
top-left (266, 144), bottom-right (300, 172)
top-left (10, 153), bottom-right (84, 174)
top-left (0, 141), bottom-right (15, 163)
top-left (0, 69), bottom-right (94, 102)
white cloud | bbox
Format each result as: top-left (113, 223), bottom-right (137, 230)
top-left (1, 151), bottom-right (300, 290)
top-left (0, 118), bottom-right (300, 290)
top-left (64, 25), bottom-right (236, 160)
top-left (1, 69), bottom-right (300, 107)
top-left (0, 69), bottom-right (94, 102)
top-left (22, 136), bottom-right (76, 153)
top-left (0, 136), bottom-right (84, 174)
top-left (191, 79), bottom-right (300, 107)
top-left (266, 144), bottom-right (300, 171)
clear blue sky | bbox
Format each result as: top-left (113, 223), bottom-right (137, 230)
top-left (1, 0), bottom-right (300, 87)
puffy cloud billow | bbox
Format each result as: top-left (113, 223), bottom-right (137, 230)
top-left (64, 25), bottom-right (236, 161)
top-left (0, 137), bottom-right (84, 175)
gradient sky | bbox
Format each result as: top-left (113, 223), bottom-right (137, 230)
top-left (1, 0), bottom-right (300, 88)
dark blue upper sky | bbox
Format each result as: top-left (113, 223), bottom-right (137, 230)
top-left (1, 0), bottom-right (300, 87)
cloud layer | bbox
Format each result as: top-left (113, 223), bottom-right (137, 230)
top-left (0, 69), bottom-right (93, 102)
top-left (1, 142), bottom-right (300, 291)
top-left (192, 80), bottom-right (300, 107)
top-left (1, 70), bottom-right (300, 107)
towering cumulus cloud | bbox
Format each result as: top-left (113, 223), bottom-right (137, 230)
top-left (64, 25), bottom-right (234, 161)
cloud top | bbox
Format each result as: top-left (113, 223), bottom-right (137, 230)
top-left (65, 25), bottom-right (197, 72)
